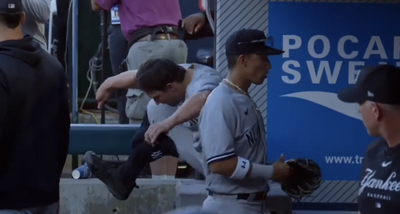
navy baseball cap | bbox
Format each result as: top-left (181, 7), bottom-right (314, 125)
top-left (0, 0), bottom-right (23, 13)
top-left (338, 65), bottom-right (400, 105)
top-left (225, 29), bottom-right (284, 56)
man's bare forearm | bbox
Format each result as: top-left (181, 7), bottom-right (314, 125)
top-left (108, 70), bottom-right (138, 90)
top-left (168, 91), bottom-right (210, 126)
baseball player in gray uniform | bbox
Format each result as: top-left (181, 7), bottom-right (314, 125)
top-left (88, 59), bottom-right (222, 200)
top-left (139, 59), bottom-right (222, 172)
top-left (199, 29), bottom-right (290, 214)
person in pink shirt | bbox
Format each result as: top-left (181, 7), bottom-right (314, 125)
top-left (91, 0), bottom-right (187, 123)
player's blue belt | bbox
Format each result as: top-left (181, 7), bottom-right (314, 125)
top-left (207, 190), bottom-right (267, 201)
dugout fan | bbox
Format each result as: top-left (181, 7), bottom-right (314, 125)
top-left (337, 65), bottom-right (400, 214)
top-left (0, 0), bottom-right (70, 213)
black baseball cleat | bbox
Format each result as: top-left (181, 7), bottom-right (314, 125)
top-left (83, 151), bottom-right (138, 201)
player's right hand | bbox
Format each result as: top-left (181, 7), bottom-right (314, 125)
top-left (271, 154), bottom-right (290, 182)
top-left (95, 77), bottom-right (114, 109)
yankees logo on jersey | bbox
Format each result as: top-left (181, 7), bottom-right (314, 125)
top-left (359, 168), bottom-right (399, 201)
top-left (244, 123), bottom-right (261, 147)
top-left (358, 138), bottom-right (400, 214)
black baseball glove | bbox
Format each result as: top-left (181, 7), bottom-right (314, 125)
top-left (281, 158), bottom-right (322, 200)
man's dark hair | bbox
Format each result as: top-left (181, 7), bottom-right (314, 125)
top-left (227, 54), bottom-right (252, 70)
top-left (0, 12), bottom-right (23, 29)
top-left (136, 59), bottom-right (186, 92)
top-left (227, 55), bottom-right (238, 70)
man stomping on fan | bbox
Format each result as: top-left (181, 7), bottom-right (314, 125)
top-left (84, 59), bottom-right (222, 200)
